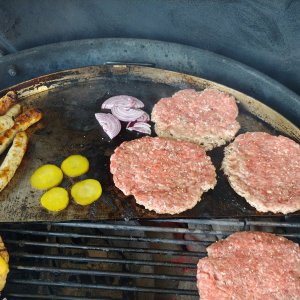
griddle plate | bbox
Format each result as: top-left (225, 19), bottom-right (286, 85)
top-left (0, 65), bottom-right (299, 222)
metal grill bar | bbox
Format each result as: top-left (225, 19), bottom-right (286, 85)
top-left (2, 218), bottom-right (299, 299)
top-left (153, 218), bottom-right (300, 228)
top-left (7, 295), bottom-right (115, 300)
top-left (0, 229), bottom-right (210, 246)
top-left (10, 253), bottom-right (197, 268)
top-left (52, 221), bottom-right (300, 237)
top-left (54, 222), bottom-right (236, 235)
top-left (3, 219), bottom-right (299, 235)
top-left (245, 219), bottom-right (300, 228)
top-left (12, 265), bottom-right (195, 281)
top-left (153, 218), bottom-right (246, 226)
top-left (5, 240), bottom-right (203, 257)
top-left (9, 280), bottom-right (199, 296)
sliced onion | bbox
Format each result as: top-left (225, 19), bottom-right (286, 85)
top-left (101, 95), bottom-right (144, 109)
top-left (126, 121), bottom-right (151, 129)
top-left (111, 106), bottom-right (145, 122)
top-left (136, 111), bottom-right (150, 122)
top-left (126, 121), bottom-right (135, 129)
top-left (127, 122), bottom-right (151, 135)
top-left (95, 113), bottom-right (121, 139)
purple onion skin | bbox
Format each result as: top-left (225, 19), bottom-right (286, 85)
top-left (111, 106), bottom-right (145, 122)
top-left (95, 113), bottom-right (121, 139)
top-left (101, 95), bottom-right (144, 110)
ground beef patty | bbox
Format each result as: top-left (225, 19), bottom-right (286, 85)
top-left (222, 132), bottom-right (300, 214)
top-left (110, 137), bottom-right (216, 214)
top-left (151, 88), bottom-right (240, 151)
top-left (197, 231), bottom-right (300, 300)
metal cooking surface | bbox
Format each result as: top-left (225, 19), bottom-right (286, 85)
top-left (0, 218), bottom-right (299, 299)
top-left (0, 65), bottom-right (299, 222)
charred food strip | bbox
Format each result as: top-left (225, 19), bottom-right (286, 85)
top-left (0, 131), bottom-right (28, 192)
top-left (6, 103), bottom-right (22, 118)
top-left (0, 91), bottom-right (17, 116)
top-left (0, 108), bottom-right (42, 155)
top-left (0, 104), bottom-right (22, 134)
top-left (0, 116), bottom-right (14, 134)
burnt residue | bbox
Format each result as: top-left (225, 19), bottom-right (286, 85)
top-left (0, 67), bottom-right (298, 222)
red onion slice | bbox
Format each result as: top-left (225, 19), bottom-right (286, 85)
top-left (95, 113), bottom-right (121, 139)
top-left (136, 111), bottom-right (150, 122)
top-left (126, 121), bottom-right (135, 129)
top-left (101, 95), bottom-right (144, 109)
top-left (127, 122), bottom-right (151, 135)
top-left (111, 106), bottom-right (145, 122)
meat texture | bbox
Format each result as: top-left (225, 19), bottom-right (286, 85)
top-left (222, 132), bottom-right (300, 214)
top-left (110, 136), bottom-right (217, 214)
top-left (151, 88), bottom-right (240, 150)
top-left (197, 231), bottom-right (300, 300)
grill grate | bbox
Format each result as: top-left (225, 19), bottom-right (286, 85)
top-left (0, 217), bottom-right (299, 300)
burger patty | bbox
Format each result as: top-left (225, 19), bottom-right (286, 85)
top-left (151, 88), bottom-right (240, 151)
top-left (222, 132), bottom-right (300, 214)
top-left (110, 137), bottom-right (217, 214)
top-left (197, 231), bottom-right (300, 300)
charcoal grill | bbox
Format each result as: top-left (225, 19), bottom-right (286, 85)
top-left (1, 217), bottom-right (299, 299)
top-left (0, 38), bottom-right (299, 299)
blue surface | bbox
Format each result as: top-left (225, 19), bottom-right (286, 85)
top-left (0, 0), bottom-right (299, 96)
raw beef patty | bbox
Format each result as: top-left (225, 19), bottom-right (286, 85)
top-left (197, 231), bottom-right (300, 300)
top-left (110, 136), bottom-right (216, 214)
top-left (222, 132), bottom-right (300, 214)
top-left (151, 88), bottom-right (240, 150)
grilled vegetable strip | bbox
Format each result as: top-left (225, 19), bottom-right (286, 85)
top-left (0, 108), bottom-right (42, 155)
top-left (0, 131), bottom-right (28, 192)
top-left (0, 116), bottom-right (14, 134)
top-left (14, 108), bottom-right (42, 130)
top-left (0, 91), bottom-right (17, 116)
top-left (6, 104), bottom-right (22, 118)
top-left (0, 104), bottom-right (22, 134)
